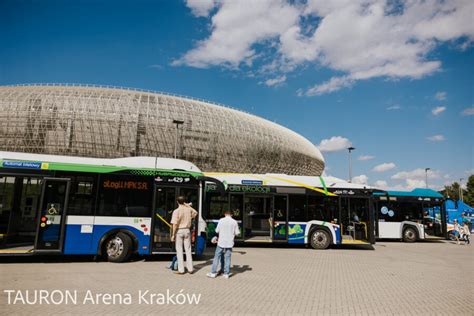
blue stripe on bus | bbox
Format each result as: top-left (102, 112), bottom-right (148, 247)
top-left (63, 225), bottom-right (94, 254)
top-left (63, 224), bottom-right (150, 255)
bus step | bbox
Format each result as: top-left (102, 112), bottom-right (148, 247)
top-left (341, 240), bottom-right (371, 245)
top-left (0, 245), bottom-right (34, 255)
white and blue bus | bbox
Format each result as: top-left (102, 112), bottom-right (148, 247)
top-left (0, 151), bottom-right (223, 262)
top-left (373, 189), bottom-right (447, 242)
top-left (203, 173), bottom-right (376, 249)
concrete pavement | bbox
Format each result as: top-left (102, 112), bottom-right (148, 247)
top-left (1, 240), bottom-right (472, 315)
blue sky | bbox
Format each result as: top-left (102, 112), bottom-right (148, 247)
top-left (1, 0), bottom-right (473, 190)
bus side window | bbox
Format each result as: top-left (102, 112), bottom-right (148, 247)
top-left (67, 176), bottom-right (95, 216)
top-left (230, 194), bottom-right (243, 221)
top-left (97, 175), bottom-right (152, 217)
top-left (207, 193), bottom-right (229, 220)
top-left (307, 195), bottom-right (331, 221)
top-left (288, 195), bottom-right (307, 222)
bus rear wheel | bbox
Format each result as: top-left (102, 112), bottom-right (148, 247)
top-left (104, 232), bottom-right (133, 263)
top-left (403, 227), bottom-right (417, 243)
top-left (310, 229), bottom-right (331, 249)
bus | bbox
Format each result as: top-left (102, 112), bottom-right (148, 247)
top-left (203, 173), bottom-right (376, 249)
top-left (373, 189), bottom-right (446, 242)
top-left (0, 151), bottom-right (223, 262)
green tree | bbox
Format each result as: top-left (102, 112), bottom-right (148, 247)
top-left (441, 182), bottom-right (465, 201)
top-left (464, 174), bottom-right (474, 206)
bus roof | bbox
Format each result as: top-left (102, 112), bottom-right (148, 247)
top-left (204, 172), bottom-right (374, 196)
top-left (374, 188), bottom-right (443, 198)
top-left (0, 151), bottom-right (202, 175)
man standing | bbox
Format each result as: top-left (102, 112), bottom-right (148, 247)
top-left (207, 210), bottom-right (240, 279)
top-left (171, 196), bottom-right (197, 274)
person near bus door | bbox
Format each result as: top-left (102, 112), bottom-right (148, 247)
top-left (170, 196), bottom-right (197, 274)
top-left (207, 209), bottom-right (240, 279)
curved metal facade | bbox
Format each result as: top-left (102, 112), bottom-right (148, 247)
top-left (0, 84), bottom-right (324, 175)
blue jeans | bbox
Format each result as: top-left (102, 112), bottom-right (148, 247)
top-left (211, 246), bottom-right (232, 275)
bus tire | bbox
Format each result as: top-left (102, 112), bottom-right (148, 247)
top-left (402, 227), bottom-right (417, 243)
top-left (310, 229), bottom-right (331, 250)
top-left (104, 232), bottom-right (133, 263)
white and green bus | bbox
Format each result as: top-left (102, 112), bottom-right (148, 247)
top-left (203, 173), bottom-right (376, 249)
top-left (0, 151), bottom-right (223, 262)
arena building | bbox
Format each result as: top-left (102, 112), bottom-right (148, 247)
top-left (0, 84), bottom-right (324, 175)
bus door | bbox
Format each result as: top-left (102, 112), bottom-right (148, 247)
top-left (229, 194), bottom-right (244, 241)
top-left (0, 175), bottom-right (42, 246)
top-left (178, 186), bottom-right (199, 250)
top-left (152, 186), bottom-right (176, 252)
top-left (340, 196), bottom-right (370, 243)
top-left (273, 195), bottom-right (288, 241)
top-left (34, 178), bottom-right (70, 252)
top-left (243, 195), bottom-right (272, 241)
top-left (422, 200), bottom-right (444, 238)
top-left (152, 185), bottom-right (200, 252)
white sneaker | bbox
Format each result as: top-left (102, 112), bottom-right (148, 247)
top-left (206, 272), bottom-right (217, 278)
top-left (223, 273), bottom-right (232, 279)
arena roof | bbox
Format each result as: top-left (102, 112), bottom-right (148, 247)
top-left (0, 84), bottom-right (325, 176)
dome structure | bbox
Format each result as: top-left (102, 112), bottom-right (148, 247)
top-left (0, 84), bottom-right (324, 175)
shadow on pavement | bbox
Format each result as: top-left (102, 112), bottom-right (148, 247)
top-left (229, 264), bottom-right (252, 276)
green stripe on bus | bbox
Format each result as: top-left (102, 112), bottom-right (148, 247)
top-left (319, 176), bottom-right (329, 196)
top-left (0, 159), bottom-right (202, 177)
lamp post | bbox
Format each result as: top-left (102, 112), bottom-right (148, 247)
top-left (425, 168), bottom-right (430, 188)
top-left (459, 178), bottom-right (464, 202)
top-left (348, 147), bottom-right (355, 183)
top-left (173, 119), bottom-right (184, 159)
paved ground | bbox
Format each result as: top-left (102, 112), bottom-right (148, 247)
top-left (1, 240), bottom-right (473, 315)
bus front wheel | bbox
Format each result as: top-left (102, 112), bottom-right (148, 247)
top-left (402, 227), bottom-right (417, 243)
top-left (104, 232), bottom-right (133, 263)
top-left (310, 229), bottom-right (331, 250)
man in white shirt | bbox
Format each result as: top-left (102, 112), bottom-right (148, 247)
top-left (207, 210), bottom-right (240, 279)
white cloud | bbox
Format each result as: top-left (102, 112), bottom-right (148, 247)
top-left (427, 134), bottom-right (446, 142)
top-left (386, 105), bottom-right (401, 111)
top-left (372, 179), bottom-right (425, 191)
top-left (461, 107), bottom-right (474, 116)
top-left (352, 174), bottom-right (368, 185)
top-left (373, 180), bottom-right (388, 188)
top-left (185, 0), bottom-right (218, 17)
top-left (358, 155), bottom-right (375, 161)
top-left (374, 176), bottom-right (444, 191)
top-left (434, 91), bottom-right (447, 101)
top-left (174, 0), bottom-right (300, 68)
top-left (264, 75), bottom-right (287, 87)
top-left (405, 179), bottom-right (427, 190)
top-left (431, 106), bottom-right (446, 116)
top-left (372, 162), bottom-right (396, 173)
top-left (391, 168), bottom-right (441, 180)
top-left (305, 76), bottom-right (354, 96)
top-left (175, 0), bottom-right (474, 95)
top-left (317, 136), bottom-right (352, 153)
